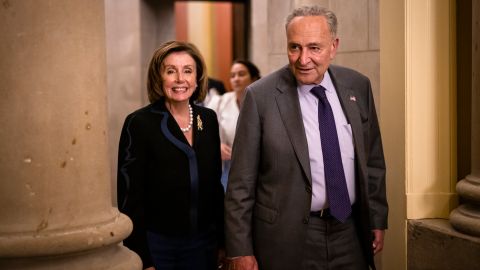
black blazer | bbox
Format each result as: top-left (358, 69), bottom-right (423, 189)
top-left (117, 99), bottom-right (224, 267)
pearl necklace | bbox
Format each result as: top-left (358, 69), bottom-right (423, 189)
top-left (180, 104), bottom-right (193, 133)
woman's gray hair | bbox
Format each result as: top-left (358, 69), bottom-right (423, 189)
top-left (285, 6), bottom-right (338, 38)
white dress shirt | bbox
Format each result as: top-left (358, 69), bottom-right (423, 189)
top-left (297, 71), bottom-right (356, 211)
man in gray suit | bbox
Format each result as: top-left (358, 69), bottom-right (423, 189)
top-left (224, 5), bottom-right (387, 270)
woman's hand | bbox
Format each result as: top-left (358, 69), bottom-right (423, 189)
top-left (217, 248), bottom-right (226, 269)
top-left (220, 143), bottom-right (232, 161)
top-left (224, 256), bottom-right (258, 270)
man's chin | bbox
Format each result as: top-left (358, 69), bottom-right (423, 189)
top-left (295, 76), bottom-right (316, 85)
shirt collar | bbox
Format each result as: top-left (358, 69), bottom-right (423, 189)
top-left (297, 70), bottom-right (334, 95)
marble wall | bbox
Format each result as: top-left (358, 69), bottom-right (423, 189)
top-left (105, 0), bottom-right (175, 204)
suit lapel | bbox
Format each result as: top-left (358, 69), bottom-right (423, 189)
top-left (275, 68), bottom-right (312, 185)
top-left (329, 67), bottom-right (368, 178)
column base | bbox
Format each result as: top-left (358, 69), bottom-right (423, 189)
top-left (408, 219), bottom-right (480, 270)
top-left (456, 174), bottom-right (480, 202)
top-left (0, 244), bottom-right (141, 270)
top-left (450, 204), bottom-right (480, 237)
top-left (0, 212), bottom-right (133, 257)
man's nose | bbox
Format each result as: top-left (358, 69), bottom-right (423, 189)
top-left (298, 49), bottom-right (310, 65)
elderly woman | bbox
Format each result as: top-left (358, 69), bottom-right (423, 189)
top-left (117, 41), bottom-right (224, 270)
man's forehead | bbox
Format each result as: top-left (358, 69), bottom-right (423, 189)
top-left (287, 15), bottom-right (327, 28)
top-left (287, 17), bottom-right (329, 36)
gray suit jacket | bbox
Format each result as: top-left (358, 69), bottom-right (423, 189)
top-left (224, 65), bottom-right (387, 270)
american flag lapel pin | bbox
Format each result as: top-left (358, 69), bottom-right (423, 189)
top-left (349, 95), bottom-right (357, 102)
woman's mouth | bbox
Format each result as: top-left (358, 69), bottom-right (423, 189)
top-left (172, 87), bottom-right (188, 93)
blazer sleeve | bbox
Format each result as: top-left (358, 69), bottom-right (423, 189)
top-left (365, 81), bottom-right (388, 230)
top-left (224, 88), bottom-right (261, 257)
top-left (206, 108), bottom-right (226, 247)
top-left (117, 114), bottom-right (153, 268)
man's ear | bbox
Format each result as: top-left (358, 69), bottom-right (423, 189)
top-left (330, 38), bottom-right (339, 59)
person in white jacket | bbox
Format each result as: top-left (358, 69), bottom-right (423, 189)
top-left (208, 60), bottom-right (261, 191)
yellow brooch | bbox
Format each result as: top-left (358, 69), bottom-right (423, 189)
top-left (197, 115), bottom-right (203, 131)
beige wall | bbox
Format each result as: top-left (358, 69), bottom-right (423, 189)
top-left (380, 0), bottom-right (457, 269)
top-left (105, 0), bottom-right (144, 205)
top-left (105, 0), bottom-right (175, 204)
top-left (379, 1), bottom-right (407, 269)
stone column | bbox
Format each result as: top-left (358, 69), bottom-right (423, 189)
top-left (0, 1), bottom-right (141, 269)
top-left (450, 0), bottom-right (480, 238)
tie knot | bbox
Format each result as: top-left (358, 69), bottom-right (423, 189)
top-left (310, 86), bottom-right (327, 100)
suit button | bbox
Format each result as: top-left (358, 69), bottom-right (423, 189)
top-left (305, 186), bottom-right (312, 193)
top-left (303, 217), bottom-right (309, 224)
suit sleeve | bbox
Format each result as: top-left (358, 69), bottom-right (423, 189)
top-left (224, 88), bottom-right (261, 257)
top-left (365, 81), bottom-right (388, 230)
top-left (117, 114), bottom-right (153, 268)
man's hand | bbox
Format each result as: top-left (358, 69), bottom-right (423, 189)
top-left (372, 229), bottom-right (385, 255)
top-left (225, 255), bottom-right (258, 270)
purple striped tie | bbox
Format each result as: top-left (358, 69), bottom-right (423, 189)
top-left (311, 86), bottom-right (352, 222)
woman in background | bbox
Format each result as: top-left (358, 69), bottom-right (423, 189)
top-left (210, 60), bottom-right (260, 191)
top-left (117, 41), bottom-right (224, 270)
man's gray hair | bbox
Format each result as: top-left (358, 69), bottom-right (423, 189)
top-left (285, 6), bottom-right (338, 38)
